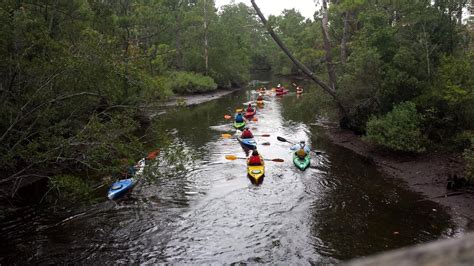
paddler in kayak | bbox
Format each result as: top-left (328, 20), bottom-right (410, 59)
top-left (291, 140), bottom-right (311, 159)
top-left (241, 127), bottom-right (254, 139)
top-left (296, 86), bottom-right (303, 94)
top-left (246, 103), bottom-right (254, 113)
top-left (235, 112), bottom-right (244, 123)
top-left (248, 150), bottom-right (263, 166)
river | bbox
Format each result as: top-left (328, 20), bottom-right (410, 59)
top-left (0, 81), bottom-right (461, 264)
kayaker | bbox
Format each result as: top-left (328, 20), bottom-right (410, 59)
top-left (246, 104), bottom-right (254, 113)
top-left (235, 112), bottom-right (244, 123)
top-left (248, 150), bottom-right (263, 166)
top-left (291, 141), bottom-right (311, 159)
top-left (241, 127), bottom-right (254, 139)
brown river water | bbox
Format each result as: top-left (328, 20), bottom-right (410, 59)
top-left (0, 81), bottom-right (462, 264)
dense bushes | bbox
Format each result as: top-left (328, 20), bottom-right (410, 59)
top-left (168, 72), bottom-right (218, 94)
top-left (365, 102), bottom-right (425, 153)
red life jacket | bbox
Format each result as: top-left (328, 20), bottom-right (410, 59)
top-left (249, 155), bottom-right (262, 165)
top-left (241, 130), bottom-right (253, 139)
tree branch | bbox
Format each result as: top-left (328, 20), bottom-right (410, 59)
top-left (250, 0), bottom-right (348, 119)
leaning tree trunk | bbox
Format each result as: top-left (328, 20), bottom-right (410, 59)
top-left (321, 0), bottom-right (337, 90)
top-left (340, 11), bottom-right (350, 65)
top-left (203, 0), bottom-right (209, 75)
top-left (250, 0), bottom-right (348, 120)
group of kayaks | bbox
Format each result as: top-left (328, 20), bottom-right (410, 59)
top-left (229, 85), bottom-right (311, 184)
top-left (108, 83), bottom-right (307, 198)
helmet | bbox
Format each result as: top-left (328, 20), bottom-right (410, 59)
top-left (252, 150), bottom-right (259, 156)
top-left (300, 140), bottom-right (305, 146)
top-left (277, 84), bottom-right (281, 87)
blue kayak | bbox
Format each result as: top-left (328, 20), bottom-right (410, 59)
top-left (237, 137), bottom-right (257, 150)
top-left (108, 178), bottom-right (136, 200)
top-left (107, 159), bottom-right (145, 200)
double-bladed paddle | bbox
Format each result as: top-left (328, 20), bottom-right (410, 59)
top-left (222, 133), bottom-right (270, 139)
top-left (223, 115), bottom-right (258, 122)
top-left (276, 136), bottom-right (324, 155)
top-left (225, 155), bottom-right (284, 162)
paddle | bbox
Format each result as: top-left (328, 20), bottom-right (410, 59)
top-left (146, 149), bottom-right (160, 160)
top-left (222, 133), bottom-right (271, 139)
top-left (225, 155), bottom-right (284, 162)
top-left (276, 136), bottom-right (324, 155)
top-left (277, 136), bottom-right (295, 144)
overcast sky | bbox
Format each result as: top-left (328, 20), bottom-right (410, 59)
top-left (215, 0), bottom-right (318, 19)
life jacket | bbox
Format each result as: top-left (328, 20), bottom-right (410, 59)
top-left (241, 130), bottom-right (253, 139)
top-left (235, 114), bottom-right (244, 122)
top-left (247, 107), bottom-right (253, 113)
top-left (296, 149), bottom-right (307, 158)
top-left (249, 155), bottom-right (262, 165)
top-left (257, 96), bottom-right (263, 101)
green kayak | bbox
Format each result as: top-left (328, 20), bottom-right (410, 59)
top-left (293, 153), bottom-right (310, 171)
top-left (234, 121), bottom-right (246, 130)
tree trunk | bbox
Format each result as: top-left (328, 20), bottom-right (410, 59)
top-left (340, 11), bottom-right (350, 65)
top-left (203, 0), bottom-right (209, 75)
top-left (249, 0), bottom-right (348, 120)
top-left (321, 0), bottom-right (337, 90)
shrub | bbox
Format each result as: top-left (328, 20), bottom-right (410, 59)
top-left (365, 101), bottom-right (425, 152)
top-left (169, 71), bottom-right (217, 94)
top-left (49, 175), bottom-right (93, 201)
top-left (464, 146), bottom-right (474, 183)
top-left (462, 133), bottom-right (474, 183)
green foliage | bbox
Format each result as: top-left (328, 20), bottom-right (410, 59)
top-left (464, 145), bottom-right (474, 182)
top-left (49, 175), bottom-right (94, 201)
top-left (339, 45), bottom-right (384, 132)
top-left (365, 102), bottom-right (425, 153)
top-left (168, 71), bottom-right (217, 94)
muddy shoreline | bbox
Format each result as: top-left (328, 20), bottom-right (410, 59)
top-left (160, 87), bottom-right (242, 107)
top-left (326, 127), bottom-right (474, 230)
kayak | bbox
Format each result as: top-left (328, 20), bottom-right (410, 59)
top-left (107, 159), bottom-right (145, 200)
top-left (108, 178), bottom-right (136, 200)
top-left (244, 109), bottom-right (256, 118)
top-left (234, 120), bottom-right (246, 130)
top-left (237, 136), bottom-right (257, 150)
top-left (247, 156), bottom-right (265, 182)
top-left (293, 153), bottom-right (310, 171)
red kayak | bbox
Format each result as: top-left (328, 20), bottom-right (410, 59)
top-left (244, 109), bottom-right (256, 118)
top-left (276, 89), bottom-right (288, 96)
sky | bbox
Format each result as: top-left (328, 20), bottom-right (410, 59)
top-left (214, 0), bottom-right (318, 20)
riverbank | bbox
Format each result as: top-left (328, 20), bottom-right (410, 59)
top-left (142, 87), bottom-right (242, 119)
top-left (160, 87), bottom-right (242, 107)
top-left (326, 127), bottom-right (474, 230)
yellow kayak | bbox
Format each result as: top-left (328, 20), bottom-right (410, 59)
top-left (247, 156), bottom-right (265, 182)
